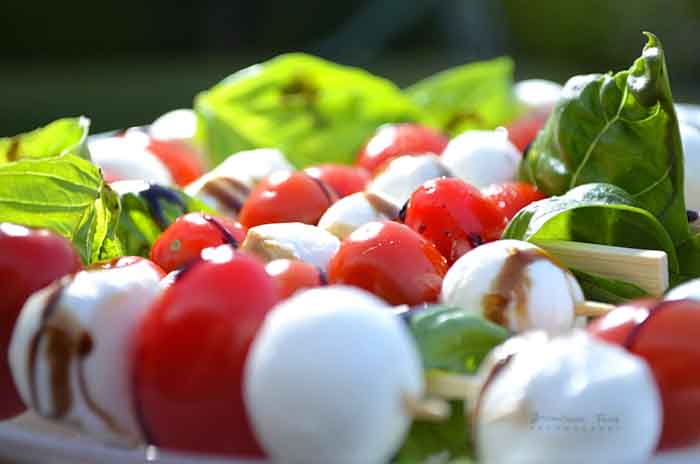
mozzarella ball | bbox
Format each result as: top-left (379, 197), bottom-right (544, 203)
top-left (318, 192), bottom-right (398, 239)
top-left (514, 79), bottom-right (563, 112)
top-left (441, 129), bottom-right (520, 189)
top-left (9, 260), bottom-right (163, 444)
top-left (473, 330), bottom-right (662, 464)
top-left (149, 109), bottom-right (197, 142)
top-left (88, 136), bottom-right (173, 185)
top-left (185, 148), bottom-right (293, 216)
top-left (366, 154), bottom-right (451, 208)
top-left (665, 278), bottom-right (700, 301)
top-left (441, 240), bottom-right (583, 334)
top-left (245, 286), bottom-right (423, 464)
top-left (241, 222), bottom-right (340, 272)
top-left (680, 123), bottom-right (700, 212)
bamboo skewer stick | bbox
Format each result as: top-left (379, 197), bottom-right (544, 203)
top-left (574, 301), bottom-right (616, 318)
top-left (534, 240), bottom-right (669, 296)
top-left (402, 394), bottom-right (452, 421)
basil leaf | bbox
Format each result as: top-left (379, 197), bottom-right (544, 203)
top-left (571, 269), bottom-right (650, 304)
top-left (504, 183), bottom-right (678, 269)
top-left (394, 305), bottom-right (507, 463)
top-left (0, 117), bottom-right (91, 163)
top-left (195, 53), bottom-right (423, 167)
top-left (405, 57), bottom-right (519, 137)
top-left (521, 33), bottom-right (688, 245)
top-left (114, 182), bottom-right (216, 257)
top-left (408, 305), bottom-right (510, 374)
top-left (675, 231), bottom-right (700, 284)
top-left (0, 154), bottom-right (121, 264)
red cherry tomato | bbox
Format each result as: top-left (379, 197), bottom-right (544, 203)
top-left (133, 246), bottom-right (279, 456)
top-left (481, 181), bottom-right (546, 221)
top-left (304, 164), bottom-right (370, 198)
top-left (505, 112), bottom-right (548, 152)
top-left (589, 298), bottom-right (700, 450)
top-left (147, 139), bottom-right (206, 187)
top-left (328, 221), bottom-right (448, 305)
top-left (357, 124), bottom-right (449, 174)
top-left (265, 259), bottom-right (325, 299)
top-left (402, 178), bottom-right (507, 265)
top-left (150, 213), bottom-right (247, 273)
top-left (0, 223), bottom-right (83, 419)
top-left (89, 256), bottom-right (165, 276)
top-left (239, 171), bottom-right (337, 228)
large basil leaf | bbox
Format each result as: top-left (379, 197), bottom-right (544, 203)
top-left (394, 306), bottom-right (508, 464)
top-left (571, 269), bottom-right (650, 304)
top-left (405, 57), bottom-right (519, 137)
top-left (195, 53), bottom-right (424, 167)
top-left (113, 181), bottom-right (216, 257)
top-left (520, 33), bottom-right (688, 245)
top-left (0, 117), bottom-right (91, 163)
top-left (0, 154), bottom-right (121, 264)
top-left (502, 183), bottom-right (678, 301)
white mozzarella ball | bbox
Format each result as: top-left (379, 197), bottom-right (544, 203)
top-left (366, 154), bottom-right (451, 208)
top-left (245, 286), bottom-right (422, 464)
top-left (514, 79), bottom-right (563, 112)
top-left (676, 103), bottom-right (700, 130)
top-left (241, 222), bottom-right (340, 272)
top-left (441, 129), bottom-right (520, 189)
top-left (185, 148), bottom-right (293, 216)
top-left (88, 136), bottom-right (173, 185)
top-left (441, 240), bottom-right (583, 334)
top-left (149, 109), bottom-right (198, 142)
top-left (665, 278), bottom-right (700, 301)
top-left (680, 123), bottom-right (700, 212)
top-left (474, 330), bottom-right (662, 464)
top-left (318, 192), bottom-right (398, 239)
top-left (9, 260), bottom-right (163, 444)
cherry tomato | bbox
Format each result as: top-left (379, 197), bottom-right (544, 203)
top-left (328, 221), bottom-right (448, 305)
top-left (150, 213), bottom-right (247, 273)
top-left (505, 112), bottom-right (548, 152)
top-left (357, 124), bottom-right (449, 174)
top-left (304, 164), bottom-right (370, 198)
top-left (239, 171), bottom-right (337, 228)
top-left (133, 246), bottom-right (279, 456)
top-left (265, 259), bottom-right (325, 299)
top-left (0, 223), bottom-right (83, 419)
top-left (402, 178), bottom-right (507, 265)
top-left (589, 298), bottom-right (700, 450)
top-left (481, 181), bottom-right (546, 221)
top-left (122, 129), bottom-right (206, 187)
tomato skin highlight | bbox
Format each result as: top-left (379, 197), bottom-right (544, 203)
top-left (265, 259), bottom-right (324, 299)
top-left (328, 221), bottom-right (448, 306)
top-left (150, 213), bottom-right (247, 273)
top-left (239, 172), bottom-right (337, 228)
top-left (304, 164), bottom-right (370, 198)
top-left (0, 223), bottom-right (83, 419)
top-left (133, 247), bottom-right (278, 456)
top-left (589, 298), bottom-right (700, 450)
top-left (403, 178), bottom-right (507, 265)
top-left (481, 181), bottom-right (546, 221)
top-left (357, 124), bottom-right (449, 174)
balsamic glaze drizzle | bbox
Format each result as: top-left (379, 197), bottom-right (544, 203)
top-left (138, 184), bottom-right (187, 229)
top-left (203, 215), bottom-right (239, 248)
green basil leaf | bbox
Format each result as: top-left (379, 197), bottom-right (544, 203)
top-left (675, 231), bottom-right (700, 284)
top-left (521, 33), bottom-right (688, 245)
top-left (405, 57), bottom-right (519, 137)
top-left (114, 182), bottom-right (216, 257)
top-left (195, 53), bottom-right (424, 168)
top-left (408, 305), bottom-right (510, 374)
top-left (0, 154), bottom-right (121, 264)
top-left (571, 269), bottom-right (650, 304)
top-left (0, 117), bottom-right (91, 163)
top-left (503, 183), bottom-right (679, 275)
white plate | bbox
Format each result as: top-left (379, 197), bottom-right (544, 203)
top-left (1, 413), bottom-right (698, 463)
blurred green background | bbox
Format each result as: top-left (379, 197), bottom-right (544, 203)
top-left (2, 0), bottom-right (699, 135)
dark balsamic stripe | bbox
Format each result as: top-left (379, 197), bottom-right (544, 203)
top-left (317, 267), bottom-right (328, 286)
top-left (688, 210), bottom-right (699, 223)
top-left (7, 138), bottom-right (20, 162)
top-left (204, 215), bottom-right (239, 248)
top-left (473, 354), bottom-right (515, 422)
top-left (397, 200), bottom-right (408, 223)
top-left (138, 184), bottom-right (187, 229)
top-left (174, 258), bottom-right (204, 282)
top-left (201, 178), bottom-right (247, 213)
top-left (622, 300), bottom-right (673, 351)
top-left (308, 174), bottom-right (337, 205)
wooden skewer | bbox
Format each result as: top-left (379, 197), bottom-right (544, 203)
top-left (401, 394), bottom-right (451, 422)
top-left (574, 301), bottom-right (615, 318)
top-left (425, 371), bottom-right (480, 400)
top-left (534, 240), bottom-right (669, 296)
